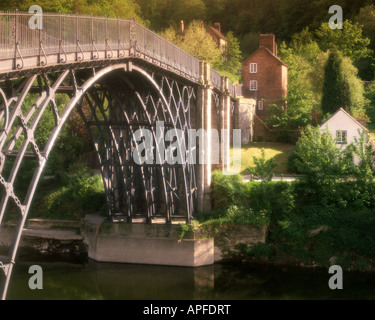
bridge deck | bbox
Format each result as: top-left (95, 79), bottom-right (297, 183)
top-left (0, 11), bottom-right (238, 96)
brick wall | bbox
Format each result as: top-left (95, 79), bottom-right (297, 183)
top-left (243, 50), bottom-right (287, 121)
top-left (242, 34), bottom-right (288, 125)
top-left (259, 34), bottom-right (277, 55)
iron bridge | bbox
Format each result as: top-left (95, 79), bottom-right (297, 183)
top-left (0, 11), bottom-right (240, 299)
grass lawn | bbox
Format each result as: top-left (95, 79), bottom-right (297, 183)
top-left (235, 142), bottom-right (295, 175)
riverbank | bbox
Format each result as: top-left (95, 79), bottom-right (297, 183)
top-left (209, 171), bottom-right (375, 272)
top-left (0, 215), bottom-right (267, 266)
top-left (0, 219), bottom-right (87, 263)
top-left (2, 213), bottom-right (375, 273)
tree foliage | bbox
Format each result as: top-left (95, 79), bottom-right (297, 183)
top-left (247, 149), bottom-right (277, 182)
top-left (321, 49), bottom-right (351, 116)
top-left (355, 4), bottom-right (375, 51)
top-left (220, 31), bottom-right (242, 75)
top-left (346, 130), bottom-right (375, 179)
top-left (315, 20), bottom-right (372, 63)
top-left (293, 126), bottom-right (352, 183)
top-left (3, 0), bottom-right (147, 24)
top-left (161, 21), bottom-right (222, 68)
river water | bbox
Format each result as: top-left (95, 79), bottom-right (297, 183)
top-left (6, 260), bottom-right (375, 300)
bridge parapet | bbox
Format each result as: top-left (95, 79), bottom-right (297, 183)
top-left (0, 11), bottom-right (238, 98)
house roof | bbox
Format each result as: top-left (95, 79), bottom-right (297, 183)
top-left (243, 47), bottom-right (288, 68)
top-left (320, 108), bottom-right (369, 132)
top-left (207, 26), bottom-right (226, 40)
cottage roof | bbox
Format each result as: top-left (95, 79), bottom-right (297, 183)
top-left (243, 47), bottom-right (288, 68)
top-left (207, 26), bottom-right (226, 40)
top-left (321, 108), bottom-right (369, 132)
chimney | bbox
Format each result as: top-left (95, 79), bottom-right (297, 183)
top-left (180, 20), bottom-right (184, 35)
top-left (214, 22), bottom-right (221, 33)
top-left (259, 34), bottom-right (277, 56)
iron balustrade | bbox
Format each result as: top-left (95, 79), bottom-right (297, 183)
top-left (0, 11), bottom-right (238, 93)
top-left (228, 81), bottom-right (235, 96)
top-left (210, 68), bottom-right (221, 89)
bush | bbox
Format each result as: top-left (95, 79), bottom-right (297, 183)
top-left (271, 205), bottom-right (375, 269)
top-left (211, 171), bottom-right (244, 209)
top-left (247, 148), bottom-right (277, 181)
top-left (33, 165), bottom-right (106, 220)
top-left (197, 205), bottom-right (269, 228)
top-left (211, 169), bottom-right (375, 270)
top-left (244, 181), bottom-right (295, 225)
top-left (287, 151), bottom-right (302, 174)
top-left (242, 242), bottom-right (274, 258)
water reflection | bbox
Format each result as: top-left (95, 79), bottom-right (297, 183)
top-left (7, 260), bottom-right (375, 300)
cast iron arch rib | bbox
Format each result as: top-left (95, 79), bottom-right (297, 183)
top-left (0, 62), bottom-right (197, 299)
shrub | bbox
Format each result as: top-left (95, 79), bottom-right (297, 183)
top-left (211, 171), bottom-right (244, 209)
top-left (247, 148), bottom-right (277, 182)
top-left (242, 242), bottom-right (274, 258)
top-left (244, 181), bottom-right (295, 225)
top-left (35, 166), bottom-right (106, 220)
top-left (197, 205), bottom-right (269, 228)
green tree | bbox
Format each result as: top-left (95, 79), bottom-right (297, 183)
top-left (270, 40), bottom-right (319, 129)
top-left (248, 149), bottom-right (277, 182)
top-left (321, 49), bottom-right (351, 116)
top-left (346, 130), bottom-right (375, 180)
top-left (354, 5), bottom-right (375, 80)
top-left (160, 26), bottom-right (182, 46)
top-left (365, 82), bottom-right (375, 129)
top-left (355, 4), bottom-right (375, 51)
top-left (179, 20), bottom-right (222, 67)
top-left (315, 20), bottom-right (372, 63)
top-left (293, 126), bottom-right (351, 183)
top-left (12, 0), bottom-right (147, 24)
top-left (169, 0), bottom-right (207, 27)
top-left (220, 31), bottom-right (242, 75)
top-left (341, 55), bottom-right (368, 118)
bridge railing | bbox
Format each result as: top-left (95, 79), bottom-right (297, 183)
top-left (210, 68), bottom-right (221, 89)
top-left (133, 22), bottom-right (200, 80)
top-left (0, 11), bottom-right (237, 96)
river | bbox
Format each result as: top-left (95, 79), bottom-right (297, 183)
top-left (6, 259), bottom-right (375, 300)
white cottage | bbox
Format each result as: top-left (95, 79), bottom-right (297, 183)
top-left (320, 108), bottom-right (368, 148)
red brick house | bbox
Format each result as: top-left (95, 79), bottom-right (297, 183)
top-left (242, 34), bottom-right (288, 121)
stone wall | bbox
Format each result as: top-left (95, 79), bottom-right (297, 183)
top-left (199, 224), bottom-right (267, 262)
top-left (0, 221), bottom-right (86, 262)
top-left (253, 114), bottom-right (277, 142)
top-left (82, 215), bottom-right (214, 267)
top-left (1, 216), bottom-right (268, 266)
top-left (235, 98), bottom-right (256, 144)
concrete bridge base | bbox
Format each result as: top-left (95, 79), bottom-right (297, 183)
top-left (83, 215), bottom-right (214, 267)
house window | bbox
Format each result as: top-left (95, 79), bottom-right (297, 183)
top-left (250, 63), bottom-right (257, 73)
top-left (249, 80), bottom-right (257, 91)
top-left (336, 130), bottom-right (347, 144)
top-left (258, 100), bottom-right (264, 110)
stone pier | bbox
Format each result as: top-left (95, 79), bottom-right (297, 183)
top-left (196, 62), bottom-right (235, 213)
top-left (83, 215), bottom-right (214, 267)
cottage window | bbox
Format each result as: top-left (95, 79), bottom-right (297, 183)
top-left (258, 100), bottom-right (264, 110)
top-left (250, 63), bottom-right (257, 73)
top-left (336, 130), bottom-right (347, 144)
top-left (250, 80), bottom-right (257, 91)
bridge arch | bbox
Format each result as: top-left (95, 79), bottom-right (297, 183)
top-left (0, 63), bottom-right (197, 226)
top-left (0, 62), bottom-right (198, 298)
top-left (0, 11), bottom-right (241, 300)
